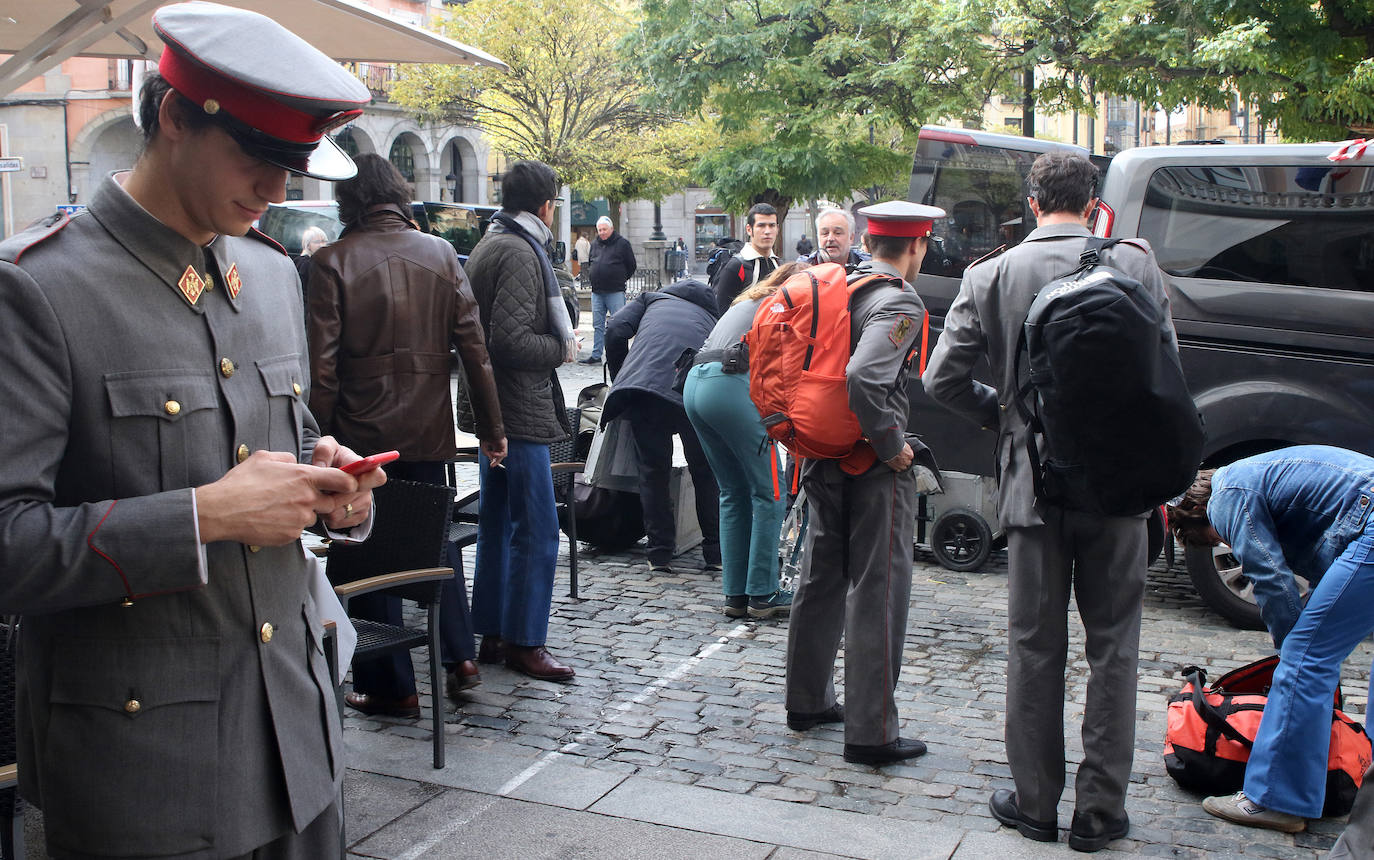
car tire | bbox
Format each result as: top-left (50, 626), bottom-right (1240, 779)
top-left (1183, 541), bottom-right (1270, 630)
top-left (930, 508), bottom-right (994, 572)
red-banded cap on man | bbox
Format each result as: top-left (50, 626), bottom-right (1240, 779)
top-left (152, 1), bottom-right (371, 181)
top-left (856, 200), bottom-right (947, 238)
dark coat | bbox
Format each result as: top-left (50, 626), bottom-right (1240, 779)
top-left (603, 279), bottom-right (719, 421)
top-left (587, 231), bottom-right (637, 294)
top-left (307, 204), bottom-right (504, 460)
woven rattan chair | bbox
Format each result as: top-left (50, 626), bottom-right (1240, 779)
top-left (551, 407), bottom-right (585, 598)
top-left (326, 479), bottom-right (454, 769)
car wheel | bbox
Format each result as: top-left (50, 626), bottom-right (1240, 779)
top-left (930, 508), bottom-right (993, 572)
top-left (1183, 541), bottom-right (1309, 631)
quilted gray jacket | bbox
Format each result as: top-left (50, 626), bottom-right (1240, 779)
top-left (464, 227), bottom-right (569, 443)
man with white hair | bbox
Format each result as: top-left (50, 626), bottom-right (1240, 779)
top-left (800, 207), bottom-right (867, 268)
top-left (583, 215), bottom-right (637, 364)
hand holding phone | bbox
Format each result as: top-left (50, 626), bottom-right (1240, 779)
top-left (339, 450), bottom-right (400, 475)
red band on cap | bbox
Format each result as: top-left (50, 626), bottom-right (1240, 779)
top-left (866, 219), bottom-right (934, 238)
top-left (159, 48), bottom-right (361, 145)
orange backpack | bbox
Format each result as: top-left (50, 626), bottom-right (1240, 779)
top-left (746, 263), bottom-right (926, 474)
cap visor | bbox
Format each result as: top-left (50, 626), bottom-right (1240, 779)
top-left (254, 134), bottom-right (357, 182)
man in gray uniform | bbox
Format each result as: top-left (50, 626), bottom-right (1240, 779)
top-left (784, 200), bottom-right (945, 767)
top-left (0, 4), bottom-right (383, 857)
top-left (923, 151), bottom-right (1176, 852)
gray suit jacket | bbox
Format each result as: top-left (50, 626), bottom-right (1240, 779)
top-left (0, 178), bottom-right (340, 858)
top-left (922, 223), bottom-right (1176, 528)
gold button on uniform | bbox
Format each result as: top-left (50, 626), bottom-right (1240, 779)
top-left (220, 357), bottom-right (235, 377)
top-left (260, 622), bottom-right (274, 643)
top-left (124, 699), bottom-right (141, 714)
top-left (248, 545), bottom-right (260, 553)
top-left (292, 382), bottom-right (302, 396)
top-left (237, 444), bottom-right (250, 463)
top-left (164, 400), bottom-right (181, 416)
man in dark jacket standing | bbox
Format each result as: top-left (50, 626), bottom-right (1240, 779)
top-left (711, 202), bottom-right (780, 313)
top-left (308, 153), bottom-right (506, 713)
top-left (465, 160), bottom-right (579, 683)
top-left (604, 279), bottom-right (722, 573)
top-left (583, 215), bottom-right (637, 364)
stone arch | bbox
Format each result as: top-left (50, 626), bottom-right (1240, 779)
top-left (437, 133), bottom-right (480, 203)
top-left (386, 129), bottom-right (434, 199)
top-left (69, 107), bottom-right (140, 202)
top-left (334, 125), bottom-right (377, 157)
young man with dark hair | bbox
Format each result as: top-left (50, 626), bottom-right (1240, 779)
top-left (1168, 446), bottom-right (1374, 837)
top-left (711, 202), bottom-right (780, 312)
top-left (308, 153), bottom-right (507, 712)
top-left (465, 159), bottom-right (580, 683)
top-left (924, 149), bottom-right (1178, 852)
top-left (784, 200), bottom-right (945, 768)
top-left (0, 3), bottom-right (382, 855)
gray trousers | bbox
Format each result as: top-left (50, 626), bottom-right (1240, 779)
top-left (1331, 764), bottom-right (1374, 859)
top-left (1005, 509), bottom-right (1147, 824)
top-left (785, 462), bottom-right (917, 747)
top-left (231, 801), bottom-right (342, 860)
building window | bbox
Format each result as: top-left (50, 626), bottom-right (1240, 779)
top-left (335, 129), bottom-right (360, 158)
top-left (1006, 117), bottom-right (1022, 130)
top-left (389, 138), bottom-right (415, 183)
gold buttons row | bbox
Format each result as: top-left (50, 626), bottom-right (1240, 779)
top-left (161, 367), bottom-right (301, 419)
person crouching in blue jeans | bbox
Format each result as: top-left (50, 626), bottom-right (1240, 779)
top-left (682, 262), bottom-right (802, 619)
top-left (1169, 445), bottom-right (1374, 834)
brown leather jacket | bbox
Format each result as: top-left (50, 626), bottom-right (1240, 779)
top-left (307, 204), bottom-right (503, 460)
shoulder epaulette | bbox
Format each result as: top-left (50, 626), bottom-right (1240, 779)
top-left (966, 244), bottom-right (1008, 269)
top-left (3, 211), bottom-right (73, 264)
top-left (1116, 237), bottom-right (1152, 254)
top-left (245, 226), bottom-right (288, 256)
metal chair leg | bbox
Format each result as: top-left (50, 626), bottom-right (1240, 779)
top-left (428, 596), bottom-right (444, 769)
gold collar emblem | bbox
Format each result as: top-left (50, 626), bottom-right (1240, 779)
top-left (177, 265), bottom-right (206, 305)
top-left (225, 263), bottom-right (243, 299)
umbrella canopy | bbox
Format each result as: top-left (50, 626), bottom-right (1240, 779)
top-left (0, 0), bottom-right (504, 96)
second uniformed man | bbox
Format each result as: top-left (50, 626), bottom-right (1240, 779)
top-left (784, 200), bottom-right (945, 766)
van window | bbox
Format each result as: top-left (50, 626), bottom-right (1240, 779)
top-left (257, 203), bottom-right (341, 255)
top-left (420, 203), bottom-right (483, 258)
top-left (910, 138), bottom-right (1037, 278)
top-left (1138, 164), bottom-right (1374, 292)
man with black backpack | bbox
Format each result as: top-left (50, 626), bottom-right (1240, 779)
top-left (923, 151), bottom-right (1183, 852)
top-left (710, 203), bottom-right (780, 313)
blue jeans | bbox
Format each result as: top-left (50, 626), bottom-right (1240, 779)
top-left (1245, 516), bottom-right (1374, 817)
top-left (590, 290), bottom-right (626, 359)
top-left (471, 440), bottom-right (559, 646)
top-left (683, 364), bottom-right (783, 596)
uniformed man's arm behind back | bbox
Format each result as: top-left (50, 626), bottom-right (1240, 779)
top-left (848, 288), bottom-right (925, 464)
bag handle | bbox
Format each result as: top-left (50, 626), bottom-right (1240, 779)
top-left (1182, 665), bottom-right (1255, 750)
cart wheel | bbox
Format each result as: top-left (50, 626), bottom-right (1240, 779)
top-left (930, 508), bottom-right (993, 572)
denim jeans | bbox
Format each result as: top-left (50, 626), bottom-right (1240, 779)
top-left (683, 364), bottom-right (784, 596)
top-left (590, 290), bottom-right (626, 360)
top-left (471, 440), bottom-right (559, 646)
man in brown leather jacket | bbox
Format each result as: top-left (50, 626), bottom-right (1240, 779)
top-left (308, 153), bottom-right (506, 715)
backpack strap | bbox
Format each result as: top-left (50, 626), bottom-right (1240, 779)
top-left (1184, 665), bottom-right (1256, 750)
top-left (1074, 236), bottom-right (1123, 273)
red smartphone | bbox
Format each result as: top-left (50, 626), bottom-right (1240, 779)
top-left (339, 450), bottom-right (399, 475)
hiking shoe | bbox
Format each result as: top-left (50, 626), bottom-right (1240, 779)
top-left (648, 561), bottom-right (674, 574)
top-left (723, 595), bottom-right (747, 618)
top-left (748, 590), bottom-right (793, 619)
top-left (1202, 791), bottom-right (1306, 833)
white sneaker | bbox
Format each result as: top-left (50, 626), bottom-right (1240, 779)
top-left (1202, 791), bottom-right (1306, 833)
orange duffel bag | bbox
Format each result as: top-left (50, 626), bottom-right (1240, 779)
top-left (1164, 655), bottom-right (1372, 816)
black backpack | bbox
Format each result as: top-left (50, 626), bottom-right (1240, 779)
top-left (705, 239), bottom-right (745, 282)
top-left (1012, 238), bottom-right (1204, 516)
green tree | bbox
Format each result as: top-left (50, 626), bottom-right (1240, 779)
top-left (628, 0), bottom-right (1003, 220)
top-left (577, 119), bottom-right (711, 229)
top-left (998, 0), bottom-right (1374, 140)
top-left (391, 0), bottom-right (669, 188)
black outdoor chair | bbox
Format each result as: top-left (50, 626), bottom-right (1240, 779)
top-left (326, 479), bottom-right (454, 769)
top-left (551, 408), bottom-right (585, 598)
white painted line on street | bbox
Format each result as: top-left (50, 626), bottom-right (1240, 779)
top-left (496, 623), bottom-right (753, 797)
top-left (392, 792), bottom-right (500, 860)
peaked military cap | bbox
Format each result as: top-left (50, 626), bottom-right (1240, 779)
top-left (153, 1), bottom-right (371, 181)
top-left (858, 201), bottom-right (947, 238)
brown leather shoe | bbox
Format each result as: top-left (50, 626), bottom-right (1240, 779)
top-left (478, 635), bottom-right (506, 665)
top-left (345, 692), bottom-right (420, 719)
top-left (445, 660), bottom-right (481, 700)
top-left (505, 645), bottom-right (575, 683)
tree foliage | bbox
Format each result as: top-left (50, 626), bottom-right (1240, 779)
top-left (391, 0), bottom-right (681, 188)
top-left (998, 0), bottom-right (1374, 139)
top-left (628, 0), bottom-right (1002, 215)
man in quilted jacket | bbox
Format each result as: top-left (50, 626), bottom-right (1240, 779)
top-left (464, 160), bottom-right (578, 683)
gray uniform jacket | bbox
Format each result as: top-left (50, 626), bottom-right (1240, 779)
top-left (922, 223), bottom-right (1176, 528)
top-left (0, 178), bottom-right (340, 858)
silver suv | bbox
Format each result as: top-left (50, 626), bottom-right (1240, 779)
top-left (907, 127), bottom-right (1374, 628)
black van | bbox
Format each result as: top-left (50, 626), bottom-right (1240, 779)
top-left (907, 126), bottom-right (1374, 628)
top-left (257, 200), bottom-right (500, 264)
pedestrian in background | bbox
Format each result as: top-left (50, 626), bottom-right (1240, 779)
top-left (308, 153), bottom-right (507, 713)
top-left (583, 215), bottom-right (637, 365)
top-left (1169, 446), bottom-right (1374, 836)
top-left (604, 278), bottom-right (722, 575)
top-left (794, 234), bottom-right (814, 259)
top-left (684, 262), bottom-right (802, 618)
top-left (924, 150), bottom-right (1177, 851)
top-left (785, 201), bottom-right (943, 767)
top-left (465, 160), bottom-right (579, 683)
